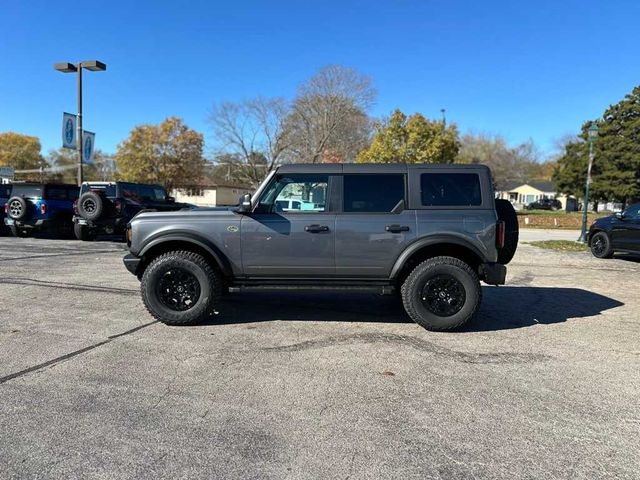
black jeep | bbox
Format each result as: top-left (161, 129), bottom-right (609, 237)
top-left (73, 181), bottom-right (192, 241)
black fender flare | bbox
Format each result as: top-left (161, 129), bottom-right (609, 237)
top-left (389, 235), bottom-right (488, 279)
top-left (139, 231), bottom-right (232, 276)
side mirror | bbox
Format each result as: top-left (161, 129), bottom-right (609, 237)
top-left (166, 196), bottom-right (175, 203)
top-left (237, 193), bottom-right (252, 213)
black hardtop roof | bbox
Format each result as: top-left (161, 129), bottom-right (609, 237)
top-left (275, 163), bottom-right (491, 175)
top-left (83, 181), bottom-right (165, 189)
top-left (12, 182), bottom-right (78, 188)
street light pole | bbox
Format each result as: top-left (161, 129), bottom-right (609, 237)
top-left (77, 65), bottom-right (83, 186)
top-left (578, 123), bottom-right (599, 242)
top-left (54, 60), bottom-right (106, 186)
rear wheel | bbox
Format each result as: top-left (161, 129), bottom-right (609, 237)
top-left (74, 223), bottom-right (95, 241)
top-left (590, 231), bottom-right (613, 259)
top-left (141, 251), bottom-right (222, 326)
top-left (401, 256), bottom-right (481, 331)
top-left (10, 225), bottom-right (30, 238)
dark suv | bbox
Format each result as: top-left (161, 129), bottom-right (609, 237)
top-left (73, 181), bottom-right (191, 240)
top-left (588, 203), bottom-right (640, 258)
top-left (3, 183), bottom-right (79, 237)
top-left (525, 198), bottom-right (562, 211)
top-left (122, 164), bottom-right (519, 331)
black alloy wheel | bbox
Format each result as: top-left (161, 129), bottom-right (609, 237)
top-left (421, 274), bottom-right (466, 317)
top-left (157, 268), bottom-right (202, 312)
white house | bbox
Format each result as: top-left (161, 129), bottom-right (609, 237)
top-left (495, 180), bottom-right (570, 209)
top-left (172, 184), bottom-right (251, 207)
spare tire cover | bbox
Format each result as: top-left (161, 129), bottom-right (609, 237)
top-left (78, 191), bottom-right (104, 221)
top-left (7, 196), bottom-right (28, 220)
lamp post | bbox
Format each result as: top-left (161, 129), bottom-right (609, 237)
top-left (54, 60), bottom-right (106, 186)
top-left (578, 123), bottom-right (599, 242)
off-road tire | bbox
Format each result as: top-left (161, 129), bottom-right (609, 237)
top-left (78, 191), bottom-right (104, 221)
top-left (495, 199), bottom-right (519, 264)
top-left (7, 196), bottom-right (28, 220)
top-left (141, 250), bottom-right (222, 326)
top-left (401, 256), bottom-right (481, 331)
top-left (9, 225), bottom-right (30, 238)
top-left (590, 231), bottom-right (613, 259)
top-left (74, 223), bottom-right (95, 241)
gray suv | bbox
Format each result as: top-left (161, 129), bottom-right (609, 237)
top-left (123, 164), bottom-right (518, 331)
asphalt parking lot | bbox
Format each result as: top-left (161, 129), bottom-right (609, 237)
top-left (1, 232), bottom-right (639, 479)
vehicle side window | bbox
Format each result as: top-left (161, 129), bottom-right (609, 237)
top-left (46, 186), bottom-right (67, 200)
top-left (343, 174), bottom-right (405, 213)
top-left (624, 204), bottom-right (640, 219)
top-left (67, 187), bottom-right (80, 200)
top-left (138, 185), bottom-right (155, 200)
top-left (153, 188), bottom-right (167, 200)
top-left (421, 173), bottom-right (481, 207)
top-left (257, 174), bottom-right (328, 213)
top-left (122, 183), bottom-right (140, 201)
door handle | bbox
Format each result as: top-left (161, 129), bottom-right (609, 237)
top-left (385, 224), bottom-right (410, 233)
top-left (305, 224), bottom-right (330, 233)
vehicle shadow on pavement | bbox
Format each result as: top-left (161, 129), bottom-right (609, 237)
top-left (209, 287), bottom-right (624, 331)
top-left (470, 286), bottom-right (624, 331)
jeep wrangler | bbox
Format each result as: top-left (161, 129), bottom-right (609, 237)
top-left (73, 181), bottom-right (191, 240)
top-left (3, 183), bottom-right (79, 237)
top-left (123, 164), bottom-right (518, 331)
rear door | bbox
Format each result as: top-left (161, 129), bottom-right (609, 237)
top-left (241, 172), bottom-right (336, 277)
top-left (335, 167), bottom-right (416, 277)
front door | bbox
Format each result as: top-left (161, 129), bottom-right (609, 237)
top-left (335, 172), bottom-right (416, 277)
top-left (612, 204), bottom-right (640, 252)
top-left (241, 173), bottom-right (336, 277)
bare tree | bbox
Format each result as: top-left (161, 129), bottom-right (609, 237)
top-left (208, 97), bottom-right (291, 186)
top-left (285, 65), bottom-right (376, 163)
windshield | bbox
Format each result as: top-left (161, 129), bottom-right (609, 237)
top-left (10, 184), bottom-right (43, 198)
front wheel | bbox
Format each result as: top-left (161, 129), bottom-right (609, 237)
top-left (141, 251), bottom-right (222, 326)
top-left (590, 231), bottom-right (613, 259)
top-left (401, 256), bottom-right (481, 331)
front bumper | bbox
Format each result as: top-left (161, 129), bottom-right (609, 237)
top-left (480, 263), bottom-right (507, 285)
top-left (123, 253), bottom-right (141, 276)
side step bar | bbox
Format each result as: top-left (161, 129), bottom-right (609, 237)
top-left (228, 284), bottom-right (396, 295)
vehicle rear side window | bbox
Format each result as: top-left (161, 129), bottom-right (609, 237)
top-left (121, 183), bottom-right (140, 200)
top-left (343, 174), bottom-right (405, 213)
top-left (10, 185), bottom-right (43, 198)
top-left (45, 186), bottom-right (67, 200)
top-left (67, 187), bottom-right (80, 200)
top-left (420, 173), bottom-right (482, 207)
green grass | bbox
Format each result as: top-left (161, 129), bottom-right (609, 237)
top-left (526, 240), bottom-right (589, 252)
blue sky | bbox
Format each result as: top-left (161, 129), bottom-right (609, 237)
top-left (1, 0), bottom-right (639, 159)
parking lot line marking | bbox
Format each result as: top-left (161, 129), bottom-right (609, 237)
top-left (0, 320), bottom-right (158, 385)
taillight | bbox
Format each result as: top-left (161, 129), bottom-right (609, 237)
top-left (72, 200), bottom-right (78, 215)
top-left (3, 203), bottom-right (7, 214)
top-left (496, 221), bottom-right (505, 249)
top-left (40, 203), bottom-right (47, 215)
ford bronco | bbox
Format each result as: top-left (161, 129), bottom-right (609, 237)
top-left (123, 164), bottom-right (518, 331)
